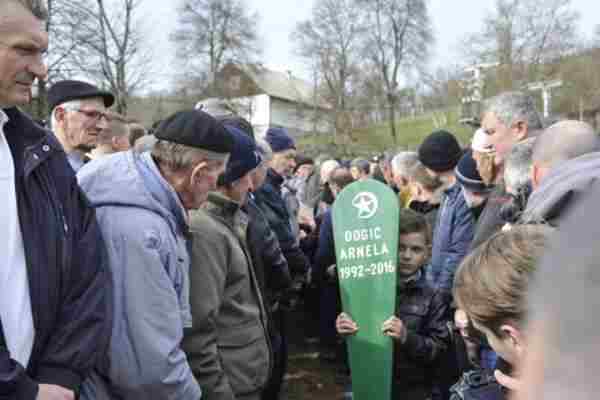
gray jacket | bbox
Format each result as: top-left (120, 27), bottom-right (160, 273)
top-left (521, 152), bottom-right (600, 226)
top-left (184, 193), bottom-right (271, 400)
top-left (77, 151), bottom-right (201, 400)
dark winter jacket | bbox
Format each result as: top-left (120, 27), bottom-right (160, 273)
top-left (184, 193), bottom-right (272, 400)
top-left (244, 198), bottom-right (292, 310)
top-left (431, 184), bottom-right (475, 291)
top-left (314, 210), bottom-right (336, 284)
top-left (520, 152), bottom-right (600, 226)
top-left (471, 184), bottom-right (511, 250)
top-left (253, 169), bottom-right (310, 277)
top-left (394, 272), bottom-right (451, 395)
top-left (1, 108), bottom-right (111, 399)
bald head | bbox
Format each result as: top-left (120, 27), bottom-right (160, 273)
top-left (533, 121), bottom-right (600, 168)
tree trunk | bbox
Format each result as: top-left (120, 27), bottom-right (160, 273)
top-left (387, 94), bottom-right (398, 144)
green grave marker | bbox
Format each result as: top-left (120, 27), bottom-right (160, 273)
top-left (332, 179), bottom-right (400, 400)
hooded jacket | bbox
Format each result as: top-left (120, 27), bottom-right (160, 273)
top-left (77, 151), bottom-right (201, 400)
top-left (1, 108), bottom-right (111, 400)
top-left (184, 193), bottom-right (271, 400)
top-left (431, 184), bottom-right (475, 291)
top-left (521, 152), bottom-right (600, 226)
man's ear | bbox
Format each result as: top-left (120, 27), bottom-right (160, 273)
top-left (513, 120), bottom-right (529, 142)
top-left (500, 324), bottom-right (526, 358)
top-left (190, 160), bottom-right (208, 183)
top-left (54, 107), bottom-right (67, 124)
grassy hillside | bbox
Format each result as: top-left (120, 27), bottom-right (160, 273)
top-left (298, 108), bottom-right (474, 157)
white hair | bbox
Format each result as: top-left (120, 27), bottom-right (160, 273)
top-left (151, 140), bottom-right (228, 171)
top-left (391, 152), bottom-right (419, 177)
top-left (504, 139), bottom-right (535, 192)
top-left (320, 159), bottom-right (340, 184)
top-left (49, 99), bottom-right (81, 130)
top-left (484, 91), bottom-right (543, 130)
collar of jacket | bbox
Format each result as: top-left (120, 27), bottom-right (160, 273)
top-left (138, 151), bottom-right (189, 233)
top-left (206, 192), bottom-right (240, 216)
top-left (267, 168), bottom-right (285, 188)
top-left (398, 268), bottom-right (426, 291)
top-left (205, 192), bottom-right (249, 240)
top-left (3, 107), bottom-right (64, 178)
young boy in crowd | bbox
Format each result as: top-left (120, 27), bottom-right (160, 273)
top-left (336, 209), bottom-right (451, 399)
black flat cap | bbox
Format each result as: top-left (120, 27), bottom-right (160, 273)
top-left (154, 110), bottom-right (235, 154)
top-left (48, 80), bottom-right (115, 112)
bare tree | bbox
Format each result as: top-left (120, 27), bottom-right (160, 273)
top-left (291, 0), bottom-right (365, 141)
top-left (461, 0), bottom-right (580, 90)
top-left (62, 0), bottom-right (152, 114)
top-left (26, 0), bottom-right (89, 119)
top-left (171, 0), bottom-right (260, 96)
top-left (358, 0), bottom-right (433, 143)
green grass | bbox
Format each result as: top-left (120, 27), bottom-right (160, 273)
top-left (299, 108), bottom-right (474, 157)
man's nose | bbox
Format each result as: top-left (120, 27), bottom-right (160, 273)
top-left (29, 59), bottom-right (48, 82)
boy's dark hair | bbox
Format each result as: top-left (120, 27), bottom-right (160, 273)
top-left (398, 208), bottom-right (432, 245)
top-left (329, 167), bottom-right (355, 190)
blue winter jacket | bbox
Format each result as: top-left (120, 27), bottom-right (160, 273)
top-left (430, 184), bottom-right (475, 292)
top-left (77, 151), bottom-right (201, 400)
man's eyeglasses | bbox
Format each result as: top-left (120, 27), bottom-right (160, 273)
top-left (69, 108), bottom-right (109, 121)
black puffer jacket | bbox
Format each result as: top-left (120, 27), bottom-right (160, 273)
top-left (253, 170), bottom-right (310, 277)
top-left (1, 108), bottom-right (111, 399)
top-left (394, 272), bottom-right (451, 395)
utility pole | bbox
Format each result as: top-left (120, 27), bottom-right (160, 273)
top-left (527, 80), bottom-right (563, 118)
top-left (460, 62), bottom-right (499, 126)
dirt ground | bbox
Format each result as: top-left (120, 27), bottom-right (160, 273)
top-left (281, 307), bottom-right (347, 400)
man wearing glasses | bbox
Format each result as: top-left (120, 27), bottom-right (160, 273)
top-left (48, 80), bottom-right (114, 172)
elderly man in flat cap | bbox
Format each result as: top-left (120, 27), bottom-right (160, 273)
top-left (48, 79), bottom-right (114, 171)
top-left (77, 110), bottom-right (234, 400)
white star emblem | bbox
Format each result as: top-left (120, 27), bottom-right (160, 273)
top-left (352, 192), bottom-right (378, 219)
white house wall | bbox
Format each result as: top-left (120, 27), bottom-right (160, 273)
top-left (270, 98), bottom-right (332, 138)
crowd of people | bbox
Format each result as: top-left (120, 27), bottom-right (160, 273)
top-left (3, 1), bottom-right (600, 400)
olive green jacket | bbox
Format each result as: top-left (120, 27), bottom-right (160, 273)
top-left (183, 193), bottom-right (272, 400)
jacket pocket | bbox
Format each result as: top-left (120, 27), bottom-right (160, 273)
top-left (397, 301), bottom-right (428, 332)
top-left (218, 319), bottom-right (270, 395)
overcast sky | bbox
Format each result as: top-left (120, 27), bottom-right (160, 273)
top-left (140, 0), bottom-right (599, 90)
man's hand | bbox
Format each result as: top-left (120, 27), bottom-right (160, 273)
top-left (37, 384), bottom-right (74, 400)
top-left (336, 313), bottom-right (358, 336)
top-left (382, 316), bottom-right (408, 343)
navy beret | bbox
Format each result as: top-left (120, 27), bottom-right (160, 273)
top-left (154, 110), bottom-right (234, 154)
top-left (455, 150), bottom-right (495, 193)
top-left (48, 80), bottom-right (114, 112)
top-left (220, 125), bottom-right (262, 186)
top-left (265, 127), bottom-right (295, 153)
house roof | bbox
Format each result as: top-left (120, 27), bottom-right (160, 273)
top-left (242, 64), bottom-right (330, 109)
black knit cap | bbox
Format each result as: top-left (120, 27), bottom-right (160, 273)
top-left (154, 110), bottom-right (234, 154)
top-left (418, 130), bottom-right (463, 172)
top-left (455, 150), bottom-right (494, 193)
top-left (48, 80), bottom-right (114, 112)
